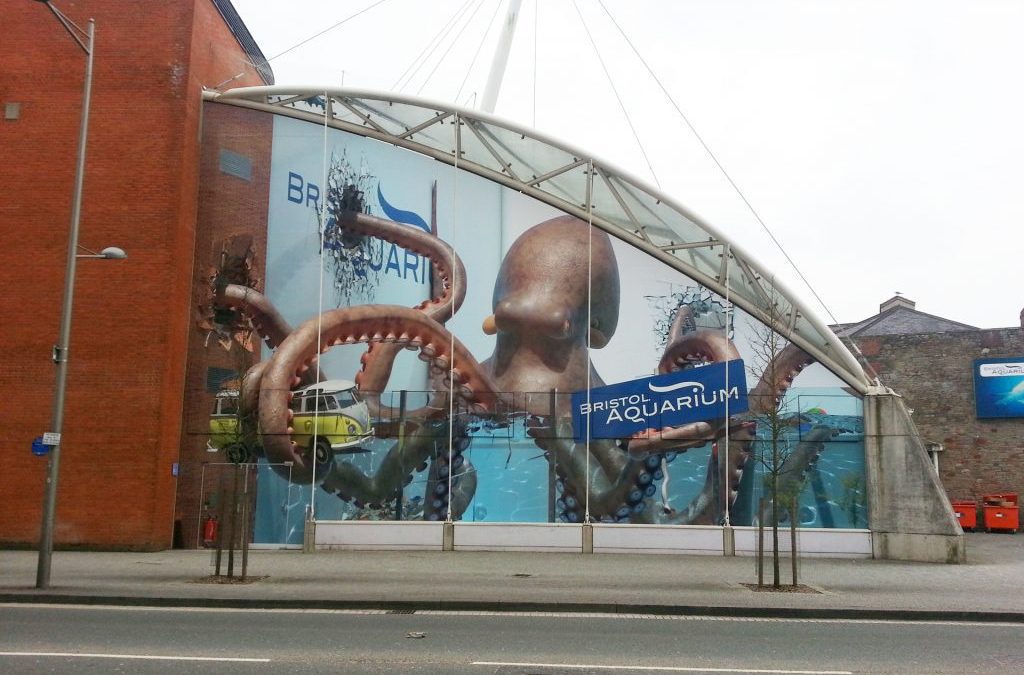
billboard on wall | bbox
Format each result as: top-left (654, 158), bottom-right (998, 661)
top-left (974, 358), bottom-right (1024, 418)
top-left (571, 361), bottom-right (748, 441)
top-left (190, 104), bottom-right (868, 543)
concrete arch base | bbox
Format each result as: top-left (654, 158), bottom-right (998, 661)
top-left (864, 387), bottom-right (966, 563)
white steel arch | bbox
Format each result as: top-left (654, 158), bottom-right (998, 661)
top-left (203, 86), bottom-right (872, 394)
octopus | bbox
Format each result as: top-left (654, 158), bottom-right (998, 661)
top-left (210, 210), bottom-right (833, 525)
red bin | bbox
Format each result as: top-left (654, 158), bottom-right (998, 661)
top-left (982, 493), bottom-right (1019, 533)
top-left (952, 501), bottom-right (977, 530)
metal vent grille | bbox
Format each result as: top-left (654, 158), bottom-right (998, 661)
top-left (219, 149), bottom-right (252, 181)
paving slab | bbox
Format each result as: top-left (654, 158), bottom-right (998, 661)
top-left (1, 532), bottom-right (1021, 620)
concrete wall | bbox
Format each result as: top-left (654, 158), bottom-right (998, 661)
top-left (864, 389), bottom-right (965, 563)
top-left (311, 522), bottom-right (873, 558)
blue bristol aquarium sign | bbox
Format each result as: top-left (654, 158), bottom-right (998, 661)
top-left (974, 357), bottom-right (1024, 419)
top-left (572, 360), bottom-right (748, 441)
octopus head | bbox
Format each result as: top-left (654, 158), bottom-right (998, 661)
top-left (483, 215), bottom-right (620, 348)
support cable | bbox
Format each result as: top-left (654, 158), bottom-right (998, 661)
top-left (532, 0), bottom-right (538, 128)
top-left (571, 0), bottom-right (661, 190)
top-left (723, 245), bottom-right (731, 527)
top-left (266, 0), bottom-right (391, 63)
top-left (446, 113), bottom-right (461, 523)
top-left (393, 0), bottom-right (477, 92)
top-left (416, 0), bottom-right (488, 96)
top-left (584, 160), bottom-right (594, 524)
top-left (455, 0), bottom-right (506, 104)
top-left (310, 90), bottom-right (331, 519)
top-left (597, 0), bottom-right (881, 384)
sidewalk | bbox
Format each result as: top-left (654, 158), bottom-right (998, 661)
top-left (2, 532), bottom-right (1022, 621)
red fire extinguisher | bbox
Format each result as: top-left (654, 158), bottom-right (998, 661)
top-left (202, 515), bottom-right (219, 548)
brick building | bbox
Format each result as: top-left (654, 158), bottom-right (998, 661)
top-left (837, 296), bottom-right (1024, 502)
top-left (0, 0), bottom-right (271, 549)
top-left (0, 3), bottom-right (992, 554)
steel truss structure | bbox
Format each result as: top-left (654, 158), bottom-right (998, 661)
top-left (203, 86), bottom-right (871, 393)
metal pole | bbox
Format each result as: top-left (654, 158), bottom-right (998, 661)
top-left (723, 246), bottom-right (731, 527)
top-left (197, 464), bottom-right (207, 548)
top-left (395, 390), bottom-right (407, 520)
top-left (548, 388), bottom-right (557, 523)
top-left (37, 17), bottom-right (95, 590)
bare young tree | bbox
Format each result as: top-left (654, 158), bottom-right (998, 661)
top-left (745, 289), bottom-right (807, 589)
top-left (201, 235), bottom-right (263, 580)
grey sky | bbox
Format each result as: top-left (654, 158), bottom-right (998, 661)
top-left (231, 0), bottom-right (1024, 329)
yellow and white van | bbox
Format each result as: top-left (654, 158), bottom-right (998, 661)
top-left (289, 379), bottom-right (374, 458)
top-left (208, 389), bottom-right (243, 452)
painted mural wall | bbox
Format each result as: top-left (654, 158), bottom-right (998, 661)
top-left (192, 109), bottom-right (866, 546)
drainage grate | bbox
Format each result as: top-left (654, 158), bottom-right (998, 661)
top-left (387, 609), bottom-right (416, 614)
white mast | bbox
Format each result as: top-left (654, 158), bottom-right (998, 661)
top-left (480, 0), bottom-right (523, 113)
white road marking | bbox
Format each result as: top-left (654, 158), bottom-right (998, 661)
top-left (472, 662), bottom-right (852, 674)
top-left (0, 603), bottom-right (387, 615)
top-left (0, 651), bottom-right (269, 663)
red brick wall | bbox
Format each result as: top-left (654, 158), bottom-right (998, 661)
top-left (859, 326), bottom-right (1024, 502)
top-left (0, 0), bottom-right (267, 549)
top-left (175, 103), bottom-right (272, 549)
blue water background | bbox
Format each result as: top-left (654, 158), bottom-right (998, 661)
top-left (253, 389), bottom-right (867, 543)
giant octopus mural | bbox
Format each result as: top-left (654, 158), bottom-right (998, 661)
top-left (205, 209), bottom-right (837, 524)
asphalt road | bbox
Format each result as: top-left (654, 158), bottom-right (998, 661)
top-left (1, 605), bottom-right (1022, 674)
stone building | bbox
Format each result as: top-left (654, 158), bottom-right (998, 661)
top-left (836, 296), bottom-right (1024, 502)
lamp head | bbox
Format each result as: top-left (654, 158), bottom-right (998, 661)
top-left (100, 246), bottom-right (127, 260)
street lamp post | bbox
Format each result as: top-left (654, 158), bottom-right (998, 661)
top-left (33, 0), bottom-right (123, 590)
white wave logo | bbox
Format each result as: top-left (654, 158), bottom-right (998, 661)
top-left (648, 381), bottom-right (704, 393)
top-left (979, 363), bottom-right (1024, 378)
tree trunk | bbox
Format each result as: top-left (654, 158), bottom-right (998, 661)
top-left (771, 443), bottom-right (780, 588)
top-left (790, 493), bottom-right (798, 586)
top-left (757, 497), bottom-right (765, 587)
top-left (226, 463), bottom-right (239, 578)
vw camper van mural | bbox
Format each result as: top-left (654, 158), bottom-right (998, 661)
top-left (209, 379), bottom-right (373, 462)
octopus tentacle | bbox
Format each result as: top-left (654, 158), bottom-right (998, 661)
top-left (215, 283), bottom-right (326, 386)
top-left (259, 305), bottom-right (501, 484)
top-left (213, 285), bottom-right (324, 457)
top-left (335, 211), bottom-right (468, 400)
top-left (777, 425), bottom-right (835, 493)
top-left (236, 360), bottom-right (266, 456)
top-left (315, 413), bottom-right (479, 520)
top-left (747, 342), bottom-right (815, 414)
top-left (665, 305), bottom-right (697, 344)
top-left (655, 420), bottom-right (756, 525)
top-left (424, 445), bottom-right (477, 521)
top-left (216, 284), bottom-right (293, 350)
top-left (319, 419), bottom-right (445, 505)
top-left (535, 423), bottom-right (653, 522)
top-left (319, 415), bottom-right (478, 520)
